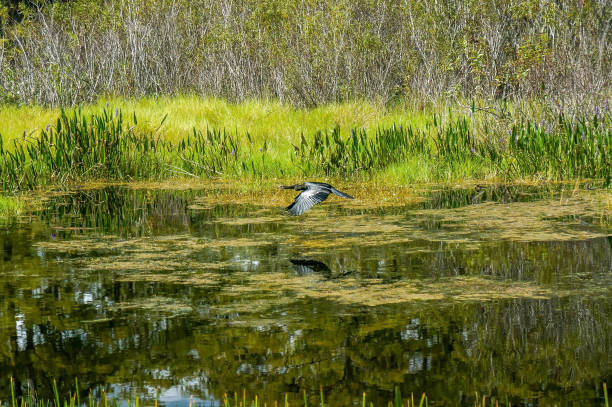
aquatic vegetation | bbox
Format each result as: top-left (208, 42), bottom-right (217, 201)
top-left (33, 203), bottom-right (611, 308)
top-left (3, 185), bottom-right (611, 406)
top-left (291, 124), bottom-right (429, 176)
top-left (110, 296), bottom-right (192, 315)
top-left (0, 107), bottom-right (166, 189)
top-left (510, 114), bottom-right (612, 183)
top-left (0, 107), bottom-right (272, 190)
top-left (296, 113), bottom-right (611, 183)
top-left (0, 104), bottom-right (610, 190)
top-left (217, 273), bottom-right (564, 308)
top-left (411, 194), bottom-right (612, 242)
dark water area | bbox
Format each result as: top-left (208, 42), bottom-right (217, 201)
top-left (0, 185), bottom-right (610, 406)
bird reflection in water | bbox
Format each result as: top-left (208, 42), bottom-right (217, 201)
top-left (290, 258), bottom-right (352, 279)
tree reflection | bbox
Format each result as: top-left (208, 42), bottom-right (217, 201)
top-left (0, 187), bottom-right (610, 405)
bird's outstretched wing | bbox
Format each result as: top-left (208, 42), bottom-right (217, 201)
top-left (287, 189), bottom-right (331, 215)
top-left (330, 187), bottom-right (354, 199)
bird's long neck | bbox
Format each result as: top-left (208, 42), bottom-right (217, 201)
top-left (280, 184), bottom-right (305, 190)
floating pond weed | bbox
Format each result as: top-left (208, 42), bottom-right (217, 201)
top-left (2, 183), bottom-right (611, 406)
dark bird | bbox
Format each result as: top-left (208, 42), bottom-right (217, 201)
top-left (290, 258), bottom-right (354, 279)
top-left (279, 181), bottom-right (354, 215)
top-left (290, 258), bottom-right (332, 277)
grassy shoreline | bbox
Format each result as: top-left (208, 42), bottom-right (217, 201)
top-left (0, 96), bottom-right (426, 147)
top-left (0, 96), bottom-right (610, 194)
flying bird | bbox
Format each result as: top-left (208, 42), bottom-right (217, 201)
top-left (279, 181), bottom-right (354, 215)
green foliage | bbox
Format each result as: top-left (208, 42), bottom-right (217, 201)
top-left (177, 127), bottom-right (270, 177)
top-left (0, 193), bottom-right (23, 218)
top-left (0, 105), bottom-right (610, 191)
top-left (0, 107), bottom-right (273, 190)
top-left (291, 124), bottom-right (429, 175)
top-left (0, 107), bottom-right (170, 189)
top-left (509, 114), bottom-right (611, 183)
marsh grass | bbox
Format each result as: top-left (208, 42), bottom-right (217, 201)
top-left (0, 97), bottom-right (402, 148)
top-left (510, 114), bottom-right (611, 183)
top-left (0, 101), bottom-right (610, 191)
top-left (0, 194), bottom-right (23, 218)
top-left (291, 112), bottom-right (610, 183)
top-left (0, 107), bottom-right (168, 189)
top-left (0, 106), bottom-right (273, 189)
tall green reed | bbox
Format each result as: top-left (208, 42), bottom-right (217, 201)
top-left (509, 113), bottom-right (611, 183)
top-left (177, 128), bottom-right (270, 177)
top-left (291, 124), bottom-right (429, 176)
top-left (0, 107), bottom-right (609, 191)
top-left (291, 112), bottom-right (610, 184)
top-left (0, 107), bottom-right (270, 190)
top-left (0, 107), bottom-right (168, 189)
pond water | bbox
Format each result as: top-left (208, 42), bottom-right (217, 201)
top-left (0, 184), bottom-right (610, 406)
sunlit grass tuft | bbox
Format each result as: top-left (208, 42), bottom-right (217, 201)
top-left (0, 105), bottom-right (59, 144)
top-left (0, 195), bottom-right (24, 218)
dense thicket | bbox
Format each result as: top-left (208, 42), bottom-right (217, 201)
top-left (0, 0), bottom-right (609, 107)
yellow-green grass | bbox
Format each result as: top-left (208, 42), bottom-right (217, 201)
top-left (0, 95), bottom-right (593, 151)
top-left (1, 96), bottom-right (609, 189)
top-left (0, 104), bottom-right (60, 143)
top-left (0, 95), bottom-right (431, 149)
top-left (0, 96), bottom-right (439, 184)
top-left (0, 195), bottom-right (24, 218)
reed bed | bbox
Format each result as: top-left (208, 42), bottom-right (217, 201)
top-left (509, 114), bottom-right (611, 183)
top-left (0, 107), bottom-right (609, 191)
top-left (0, 106), bottom-right (272, 189)
top-left (292, 112), bottom-right (610, 183)
top-left (3, 379), bottom-right (609, 407)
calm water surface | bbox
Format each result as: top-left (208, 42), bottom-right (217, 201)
top-left (0, 184), bottom-right (610, 406)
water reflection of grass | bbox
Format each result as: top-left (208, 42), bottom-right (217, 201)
top-left (4, 378), bottom-right (610, 407)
